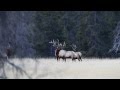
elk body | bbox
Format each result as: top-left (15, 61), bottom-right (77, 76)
top-left (70, 44), bottom-right (82, 61)
top-left (56, 50), bottom-right (75, 61)
top-left (49, 40), bottom-right (82, 61)
top-left (72, 51), bottom-right (82, 61)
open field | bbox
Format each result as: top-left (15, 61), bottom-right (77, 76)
top-left (2, 58), bottom-right (120, 79)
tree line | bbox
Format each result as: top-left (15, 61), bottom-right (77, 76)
top-left (1, 11), bottom-right (120, 58)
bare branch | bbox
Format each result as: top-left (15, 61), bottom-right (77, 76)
top-left (5, 59), bottom-right (32, 79)
top-left (0, 51), bottom-right (32, 79)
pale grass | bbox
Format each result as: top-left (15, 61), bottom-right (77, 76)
top-left (3, 58), bottom-right (120, 79)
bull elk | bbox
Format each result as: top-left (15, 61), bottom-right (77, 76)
top-left (49, 39), bottom-right (82, 61)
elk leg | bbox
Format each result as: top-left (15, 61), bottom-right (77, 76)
top-left (72, 58), bottom-right (74, 61)
top-left (57, 56), bottom-right (59, 61)
top-left (79, 56), bottom-right (82, 61)
top-left (72, 58), bottom-right (75, 62)
top-left (63, 57), bottom-right (66, 62)
top-left (62, 57), bottom-right (64, 61)
top-left (64, 59), bottom-right (66, 62)
top-left (78, 58), bottom-right (80, 61)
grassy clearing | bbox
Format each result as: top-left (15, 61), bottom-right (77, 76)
top-left (2, 58), bottom-right (120, 79)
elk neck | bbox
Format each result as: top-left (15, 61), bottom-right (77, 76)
top-left (55, 48), bottom-right (61, 56)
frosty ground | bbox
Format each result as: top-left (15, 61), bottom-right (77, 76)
top-left (2, 58), bottom-right (120, 79)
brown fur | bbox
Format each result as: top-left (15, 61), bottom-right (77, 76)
top-left (55, 48), bottom-right (61, 61)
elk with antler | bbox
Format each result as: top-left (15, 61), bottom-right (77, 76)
top-left (71, 44), bottom-right (82, 61)
top-left (49, 39), bottom-right (82, 61)
top-left (49, 39), bottom-right (67, 61)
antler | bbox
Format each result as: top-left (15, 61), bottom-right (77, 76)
top-left (49, 40), bottom-right (54, 44)
top-left (71, 44), bottom-right (77, 51)
top-left (57, 39), bottom-right (62, 48)
top-left (49, 39), bottom-right (57, 47)
top-left (63, 41), bottom-right (66, 47)
top-left (57, 39), bottom-right (59, 45)
top-left (57, 39), bottom-right (66, 48)
top-left (49, 39), bottom-right (66, 49)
